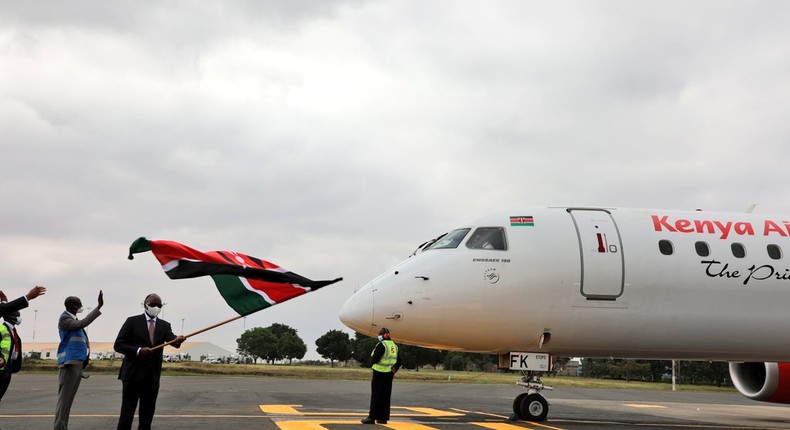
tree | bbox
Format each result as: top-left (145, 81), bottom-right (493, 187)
top-left (398, 344), bottom-right (445, 371)
top-left (315, 329), bottom-right (352, 367)
top-left (351, 332), bottom-right (378, 366)
top-left (443, 351), bottom-right (496, 372)
top-left (279, 332), bottom-right (307, 364)
top-left (609, 359), bottom-right (651, 382)
top-left (236, 323), bottom-right (306, 364)
top-left (446, 352), bottom-right (466, 371)
top-left (269, 322), bottom-right (298, 338)
top-left (679, 361), bottom-right (730, 386)
top-left (236, 327), bottom-right (277, 363)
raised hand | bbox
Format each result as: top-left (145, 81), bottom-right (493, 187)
top-left (25, 285), bottom-right (46, 300)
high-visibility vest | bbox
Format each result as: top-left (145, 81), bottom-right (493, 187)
top-left (0, 323), bottom-right (10, 371)
top-left (57, 312), bottom-right (89, 365)
top-left (371, 340), bottom-right (398, 373)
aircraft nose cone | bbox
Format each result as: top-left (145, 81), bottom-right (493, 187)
top-left (339, 286), bottom-right (374, 336)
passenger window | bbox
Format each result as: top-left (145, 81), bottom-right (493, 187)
top-left (767, 244), bottom-right (782, 260)
top-left (694, 241), bottom-right (710, 257)
top-left (424, 228), bottom-right (471, 250)
top-left (466, 227), bottom-right (507, 250)
top-left (731, 243), bottom-right (746, 258)
top-left (658, 240), bottom-right (673, 255)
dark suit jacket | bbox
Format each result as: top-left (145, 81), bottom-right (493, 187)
top-left (113, 314), bottom-right (180, 382)
top-left (0, 297), bottom-right (28, 316)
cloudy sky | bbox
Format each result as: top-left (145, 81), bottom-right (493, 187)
top-left (2, 1), bottom-right (789, 359)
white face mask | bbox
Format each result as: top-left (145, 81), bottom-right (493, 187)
top-left (145, 305), bottom-right (162, 318)
top-left (76, 307), bottom-right (84, 314)
top-left (11, 316), bottom-right (21, 326)
top-left (377, 335), bottom-right (384, 341)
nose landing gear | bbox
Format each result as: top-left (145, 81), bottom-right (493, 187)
top-left (510, 371), bottom-right (552, 422)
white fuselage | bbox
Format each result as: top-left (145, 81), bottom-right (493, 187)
top-left (340, 206), bottom-right (790, 361)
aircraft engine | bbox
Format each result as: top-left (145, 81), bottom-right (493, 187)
top-left (729, 362), bottom-right (790, 404)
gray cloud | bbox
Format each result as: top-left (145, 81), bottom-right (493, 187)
top-left (2, 0), bottom-right (790, 357)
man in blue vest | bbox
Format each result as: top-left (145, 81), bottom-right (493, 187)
top-left (362, 327), bottom-right (401, 425)
top-left (0, 310), bottom-right (23, 403)
top-left (54, 291), bottom-right (103, 430)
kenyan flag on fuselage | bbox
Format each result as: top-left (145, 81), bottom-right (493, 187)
top-left (128, 237), bottom-right (342, 316)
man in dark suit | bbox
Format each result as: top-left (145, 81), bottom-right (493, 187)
top-left (0, 286), bottom-right (46, 315)
top-left (113, 293), bottom-right (185, 430)
top-left (0, 310), bottom-right (23, 402)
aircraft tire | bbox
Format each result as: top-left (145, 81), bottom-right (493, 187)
top-left (518, 393), bottom-right (548, 422)
top-left (512, 393), bottom-right (528, 420)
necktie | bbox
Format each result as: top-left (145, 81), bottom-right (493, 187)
top-left (11, 327), bottom-right (19, 360)
top-left (148, 319), bottom-right (155, 345)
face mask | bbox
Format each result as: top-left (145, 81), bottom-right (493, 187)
top-left (76, 307), bottom-right (84, 314)
top-left (11, 316), bottom-right (21, 326)
top-left (377, 335), bottom-right (384, 341)
top-left (145, 305), bottom-right (162, 318)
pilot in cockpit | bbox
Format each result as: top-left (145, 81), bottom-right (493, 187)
top-left (467, 227), bottom-right (506, 250)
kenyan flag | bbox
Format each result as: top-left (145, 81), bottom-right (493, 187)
top-left (510, 215), bottom-right (534, 226)
top-left (128, 237), bottom-right (342, 316)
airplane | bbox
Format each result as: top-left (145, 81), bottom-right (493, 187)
top-left (339, 206), bottom-right (790, 422)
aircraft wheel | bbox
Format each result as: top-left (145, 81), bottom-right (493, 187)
top-left (512, 393), bottom-right (528, 420)
top-left (518, 393), bottom-right (548, 422)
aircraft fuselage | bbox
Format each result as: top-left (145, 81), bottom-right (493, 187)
top-left (340, 206), bottom-right (790, 362)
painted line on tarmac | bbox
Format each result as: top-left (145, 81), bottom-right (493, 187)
top-left (472, 421), bottom-right (565, 430)
top-left (260, 405), bottom-right (565, 430)
top-left (449, 408), bottom-right (565, 430)
top-left (260, 405), bottom-right (464, 418)
top-left (549, 419), bottom-right (782, 430)
top-left (0, 414), bottom-right (272, 419)
top-left (624, 404), bottom-right (668, 409)
top-left (276, 420), bottom-right (439, 430)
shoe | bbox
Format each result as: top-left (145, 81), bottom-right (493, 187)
top-left (376, 420), bottom-right (388, 424)
top-left (361, 417), bottom-right (375, 424)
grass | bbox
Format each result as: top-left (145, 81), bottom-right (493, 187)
top-left (22, 359), bottom-right (736, 393)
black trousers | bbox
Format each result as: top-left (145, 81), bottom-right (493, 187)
top-left (0, 370), bottom-right (11, 402)
top-left (117, 379), bottom-right (160, 430)
top-left (368, 370), bottom-right (394, 421)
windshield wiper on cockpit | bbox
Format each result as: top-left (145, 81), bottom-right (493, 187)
top-left (410, 233), bottom-right (447, 257)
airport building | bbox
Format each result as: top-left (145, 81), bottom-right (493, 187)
top-left (24, 341), bottom-right (234, 362)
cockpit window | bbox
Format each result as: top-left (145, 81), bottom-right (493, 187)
top-left (424, 228), bottom-right (471, 250)
top-left (466, 227), bottom-right (508, 250)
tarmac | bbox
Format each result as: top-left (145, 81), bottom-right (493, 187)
top-left (1, 373), bottom-right (789, 430)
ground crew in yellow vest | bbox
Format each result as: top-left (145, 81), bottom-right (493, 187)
top-left (362, 327), bottom-right (401, 425)
top-left (0, 310), bottom-right (23, 403)
top-left (54, 291), bottom-right (103, 430)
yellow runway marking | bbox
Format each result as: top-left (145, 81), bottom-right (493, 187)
top-left (473, 421), bottom-right (564, 430)
top-left (449, 408), bottom-right (509, 419)
top-left (275, 420), bottom-right (364, 430)
top-left (260, 405), bottom-right (463, 418)
top-left (379, 423), bottom-right (443, 430)
top-left (275, 420), bottom-right (438, 430)
top-left (261, 405), bottom-right (307, 414)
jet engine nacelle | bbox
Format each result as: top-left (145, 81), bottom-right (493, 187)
top-left (729, 362), bottom-right (790, 403)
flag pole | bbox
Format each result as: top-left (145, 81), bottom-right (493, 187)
top-left (150, 314), bottom-right (245, 351)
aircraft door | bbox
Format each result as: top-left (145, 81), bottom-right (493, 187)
top-left (568, 209), bottom-right (624, 300)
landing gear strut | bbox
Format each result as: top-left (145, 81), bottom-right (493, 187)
top-left (511, 371), bottom-right (551, 422)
